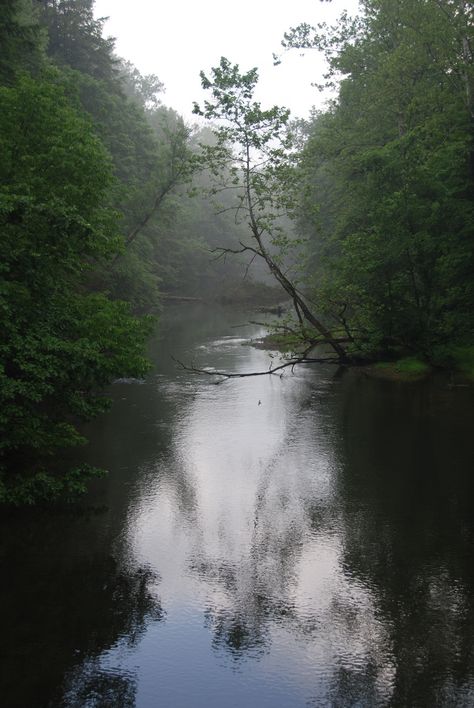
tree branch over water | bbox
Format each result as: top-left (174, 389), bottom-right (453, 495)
top-left (171, 355), bottom-right (342, 383)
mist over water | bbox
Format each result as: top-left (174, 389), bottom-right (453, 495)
top-left (2, 305), bottom-right (474, 707)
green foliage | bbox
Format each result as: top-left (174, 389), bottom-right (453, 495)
top-left (293, 0), bottom-right (474, 359)
top-left (36, 4), bottom-right (253, 310)
top-left (432, 345), bottom-right (474, 381)
top-left (451, 347), bottom-right (474, 381)
top-left (193, 57), bottom-right (348, 361)
top-left (118, 59), bottom-right (164, 112)
top-left (193, 57), bottom-right (297, 238)
top-left (375, 357), bottom-right (431, 378)
top-left (35, 1), bottom-right (195, 311)
top-left (0, 75), bottom-right (151, 504)
top-left (37, 0), bottom-right (117, 82)
top-left (0, 0), bottom-right (45, 84)
top-left (0, 464), bottom-right (107, 506)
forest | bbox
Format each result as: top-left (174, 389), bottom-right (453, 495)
top-left (1, 0), bottom-right (473, 505)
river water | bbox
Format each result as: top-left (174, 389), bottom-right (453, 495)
top-left (1, 304), bottom-right (474, 707)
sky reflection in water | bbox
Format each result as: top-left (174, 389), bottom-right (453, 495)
top-left (54, 308), bottom-right (474, 707)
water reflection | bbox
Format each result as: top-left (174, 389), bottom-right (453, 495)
top-left (62, 662), bottom-right (137, 708)
top-left (2, 305), bottom-right (474, 707)
top-left (0, 508), bottom-right (163, 708)
top-left (332, 373), bottom-right (474, 706)
top-left (93, 321), bottom-right (398, 706)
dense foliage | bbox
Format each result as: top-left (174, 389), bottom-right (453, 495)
top-left (0, 7), bottom-right (153, 503)
top-left (291, 0), bottom-right (474, 362)
top-left (193, 2), bottom-right (473, 368)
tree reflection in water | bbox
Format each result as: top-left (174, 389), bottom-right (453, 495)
top-left (61, 662), bottom-right (137, 708)
top-left (57, 559), bottom-right (164, 707)
top-left (158, 362), bottom-right (474, 705)
top-left (331, 373), bottom-right (474, 706)
top-left (0, 507), bottom-right (163, 708)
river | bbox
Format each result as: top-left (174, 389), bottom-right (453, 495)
top-left (1, 304), bottom-right (474, 707)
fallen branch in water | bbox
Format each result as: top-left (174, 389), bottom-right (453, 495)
top-left (171, 355), bottom-right (343, 383)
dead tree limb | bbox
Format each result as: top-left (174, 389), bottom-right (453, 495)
top-left (172, 355), bottom-right (343, 383)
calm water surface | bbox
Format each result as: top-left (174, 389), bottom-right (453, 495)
top-left (1, 304), bottom-right (474, 707)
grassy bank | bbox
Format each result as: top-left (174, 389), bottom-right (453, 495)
top-left (447, 346), bottom-right (474, 382)
top-left (367, 347), bottom-right (474, 383)
top-left (370, 357), bottom-right (432, 381)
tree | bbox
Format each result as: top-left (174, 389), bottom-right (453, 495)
top-left (286, 0), bottom-right (474, 359)
top-left (193, 57), bottom-right (348, 362)
top-left (0, 0), bottom-right (45, 84)
top-left (36, 0), bottom-right (117, 82)
top-left (35, 0), bottom-right (198, 312)
top-left (0, 75), bottom-right (151, 504)
top-left (118, 59), bottom-right (164, 112)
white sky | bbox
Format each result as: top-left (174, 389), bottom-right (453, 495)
top-left (94, 0), bottom-right (360, 122)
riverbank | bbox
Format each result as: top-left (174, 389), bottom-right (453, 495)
top-left (365, 347), bottom-right (474, 384)
top-left (250, 328), bottom-right (474, 384)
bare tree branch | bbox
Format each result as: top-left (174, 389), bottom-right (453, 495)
top-left (244, 252), bottom-right (258, 278)
top-left (210, 241), bottom-right (262, 262)
top-left (171, 354), bottom-right (343, 383)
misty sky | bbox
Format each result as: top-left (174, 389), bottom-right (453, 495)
top-left (94, 0), bottom-right (360, 122)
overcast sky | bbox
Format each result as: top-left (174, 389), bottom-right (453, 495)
top-left (94, 0), bottom-right (360, 122)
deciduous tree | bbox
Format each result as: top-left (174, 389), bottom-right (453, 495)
top-left (193, 57), bottom-right (348, 361)
top-left (0, 76), bottom-right (151, 504)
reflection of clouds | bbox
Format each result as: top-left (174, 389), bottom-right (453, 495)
top-left (197, 432), bottom-right (395, 699)
top-left (83, 332), bottom-right (474, 706)
top-left (130, 338), bottom-right (396, 703)
top-left (293, 538), bottom-right (396, 703)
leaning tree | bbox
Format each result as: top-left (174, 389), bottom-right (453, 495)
top-left (192, 57), bottom-right (348, 367)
